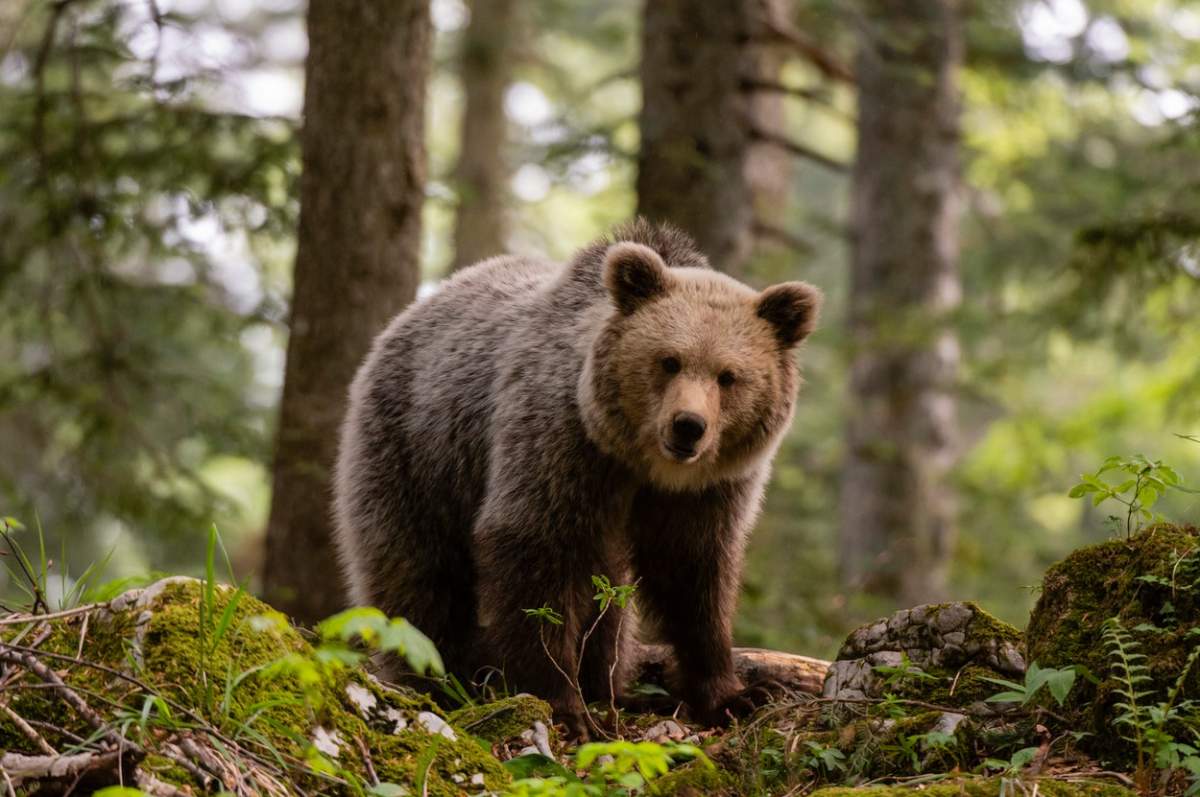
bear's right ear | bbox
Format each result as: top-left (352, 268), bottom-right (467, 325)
top-left (603, 242), bottom-right (672, 315)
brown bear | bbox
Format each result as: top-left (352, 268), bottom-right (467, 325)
top-left (333, 220), bottom-right (821, 736)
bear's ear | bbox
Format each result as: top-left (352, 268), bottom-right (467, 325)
top-left (756, 281), bottom-right (823, 348)
top-left (603, 242), bottom-right (672, 315)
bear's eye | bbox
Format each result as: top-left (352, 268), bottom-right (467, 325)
top-left (661, 356), bottom-right (682, 375)
top-left (718, 370), bottom-right (736, 388)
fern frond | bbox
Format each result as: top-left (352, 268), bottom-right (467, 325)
top-left (1104, 617), bottom-right (1150, 767)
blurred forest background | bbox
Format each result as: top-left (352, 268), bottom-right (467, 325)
top-left (1, 0), bottom-right (1197, 659)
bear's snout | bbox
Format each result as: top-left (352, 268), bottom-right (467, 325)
top-left (664, 411), bottom-right (707, 461)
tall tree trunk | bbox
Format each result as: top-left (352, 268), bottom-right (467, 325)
top-left (744, 0), bottom-right (793, 235)
top-left (450, 0), bottom-right (516, 271)
top-left (637, 0), bottom-right (757, 276)
top-left (262, 0), bottom-right (431, 624)
top-left (837, 0), bottom-right (963, 606)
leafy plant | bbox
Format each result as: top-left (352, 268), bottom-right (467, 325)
top-left (258, 604), bottom-right (443, 709)
top-left (798, 740), bottom-right (847, 776)
top-left (983, 661), bottom-right (1077, 707)
top-left (983, 746), bottom-right (1040, 796)
top-left (1104, 618), bottom-right (1200, 794)
top-left (524, 575), bottom-right (639, 739)
top-left (1069, 454), bottom-right (1190, 536)
top-left (872, 653), bottom-right (936, 690)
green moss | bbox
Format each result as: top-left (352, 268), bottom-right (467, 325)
top-left (448, 694), bottom-right (553, 743)
top-left (0, 578), bottom-right (510, 795)
top-left (646, 762), bottom-right (735, 796)
top-left (1026, 524), bottom-right (1200, 763)
top-left (810, 778), bottom-right (1135, 797)
top-left (964, 604), bottom-right (1025, 649)
top-left (890, 663), bottom-right (1005, 708)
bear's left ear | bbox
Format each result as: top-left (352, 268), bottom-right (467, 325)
top-left (756, 281), bottom-right (823, 348)
top-left (603, 242), bottom-right (673, 315)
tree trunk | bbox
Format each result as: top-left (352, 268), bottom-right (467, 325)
top-left (262, 0), bottom-right (431, 624)
top-left (837, 0), bottom-right (963, 606)
top-left (636, 0), bottom-right (757, 276)
top-left (450, 0), bottom-right (516, 271)
top-left (744, 0), bottom-right (793, 236)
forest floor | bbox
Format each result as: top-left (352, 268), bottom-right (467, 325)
top-left (1, 524), bottom-right (1198, 796)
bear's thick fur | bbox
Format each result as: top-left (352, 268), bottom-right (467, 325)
top-left (333, 220), bottom-right (821, 735)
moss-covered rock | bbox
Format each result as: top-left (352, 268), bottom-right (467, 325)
top-left (823, 601), bottom-right (1025, 712)
top-left (1026, 524), bottom-right (1200, 762)
top-left (448, 694), bottom-right (553, 744)
top-left (645, 762), bottom-right (735, 796)
top-left (809, 777), bottom-right (1136, 797)
top-left (0, 577), bottom-right (509, 795)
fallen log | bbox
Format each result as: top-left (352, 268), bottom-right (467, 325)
top-left (636, 644), bottom-right (830, 695)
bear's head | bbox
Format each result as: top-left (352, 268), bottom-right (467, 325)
top-left (580, 241), bottom-right (822, 492)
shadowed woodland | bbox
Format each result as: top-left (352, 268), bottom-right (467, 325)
top-left (1, 0), bottom-right (1199, 794)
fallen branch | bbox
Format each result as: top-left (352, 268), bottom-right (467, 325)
top-left (0, 701), bottom-right (57, 754)
top-left (0, 603), bottom-right (100, 626)
top-left (0, 748), bottom-right (141, 787)
top-left (0, 645), bottom-right (124, 748)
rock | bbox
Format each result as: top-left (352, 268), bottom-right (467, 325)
top-left (643, 719), bottom-right (687, 742)
top-left (824, 601), bottom-right (1026, 711)
top-left (447, 693), bottom-right (553, 744)
top-left (1026, 523), bottom-right (1200, 763)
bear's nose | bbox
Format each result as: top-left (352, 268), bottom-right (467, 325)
top-left (671, 412), bottom-right (707, 445)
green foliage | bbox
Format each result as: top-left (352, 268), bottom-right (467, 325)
top-left (982, 746), bottom-right (1041, 789)
top-left (0, 0), bottom-right (297, 568)
top-left (259, 604), bottom-right (444, 708)
top-left (799, 740), bottom-right (847, 777)
top-left (503, 740), bottom-right (711, 797)
top-left (983, 661), bottom-right (1077, 707)
top-left (0, 514), bottom-right (112, 611)
top-left (525, 604), bottom-right (566, 625)
top-left (1104, 617), bottom-right (1200, 793)
top-left (591, 575), bottom-right (637, 612)
top-left (1069, 454), bottom-right (1190, 535)
top-left (873, 654), bottom-right (936, 690)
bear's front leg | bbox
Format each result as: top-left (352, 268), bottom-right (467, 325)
top-left (630, 477), bottom-right (775, 726)
top-left (473, 508), bottom-right (626, 740)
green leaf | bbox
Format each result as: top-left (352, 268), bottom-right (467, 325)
top-left (985, 690), bottom-right (1027, 704)
top-left (1044, 667), bottom-right (1076, 705)
top-left (369, 785), bottom-right (410, 797)
top-left (504, 753), bottom-right (580, 781)
top-left (317, 606), bottom-right (388, 642)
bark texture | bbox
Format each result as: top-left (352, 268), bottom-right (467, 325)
top-left (638, 644), bottom-right (830, 697)
top-left (636, 0), bottom-right (758, 276)
top-left (450, 0), bottom-right (517, 271)
top-left (744, 0), bottom-right (794, 233)
top-left (837, 0), bottom-right (963, 605)
top-left (262, 0), bottom-right (431, 623)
